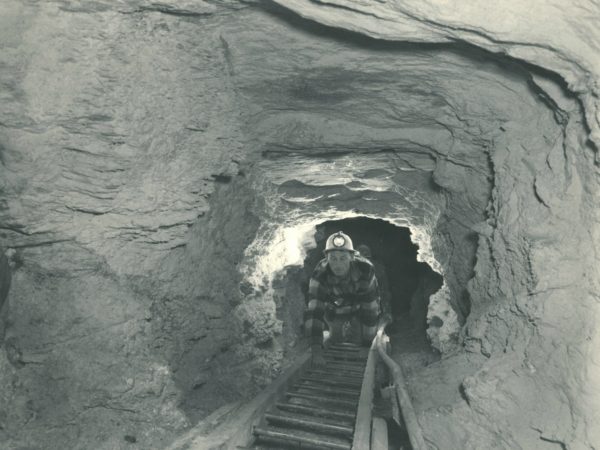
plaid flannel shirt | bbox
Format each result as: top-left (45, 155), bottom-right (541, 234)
top-left (304, 255), bottom-right (381, 345)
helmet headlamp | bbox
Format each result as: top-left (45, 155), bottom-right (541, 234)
top-left (333, 235), bottom-right (346, 247)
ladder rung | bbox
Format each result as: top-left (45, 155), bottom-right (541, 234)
top-left (265, 413), bottom-right (354, 436)
top-left (326, 348), bottom-right (362, 355)
top-left (293, 382), bottom-right (360, 397)
top-left (328, 342), bottom-right (361, 348)
top-left (297, 378), bottom-right (362, 391)
top-left (275, 402), bottom-right (356, 420)
top-left (324, 362), bottom-right (365, 372)
top-left (329, 342), bottom-right (361, 348)
top-left (307, 369), bottom-right (363, 380)
top-left (254, 426), bottom-right (351, 450)
top-left (324, 352), bottom-right (366, 361)
top-left (324, 355), bottom-right (365, 363)
top-left (286, 392), bottom-right (358, 407)
top-left (309, 367), bottom-right (364, 376)
top-left (303, 373), bottom-right (363, 386)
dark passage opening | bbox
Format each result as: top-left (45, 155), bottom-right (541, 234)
top-left (302, 217), bottom-right (443, 332)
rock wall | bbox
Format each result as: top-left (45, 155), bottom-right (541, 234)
top-left (0, 0), bottom-right (599, 449)
top-left (0, 1), bottom-right (252, 448)
top-left (0, 249), bottom-right (11, 344)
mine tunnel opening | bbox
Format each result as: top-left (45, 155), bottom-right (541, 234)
top-left (301, 216), bottom-right (443, 341)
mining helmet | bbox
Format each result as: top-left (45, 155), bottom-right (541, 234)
top-left (324, 231), bottom-right (355, 253)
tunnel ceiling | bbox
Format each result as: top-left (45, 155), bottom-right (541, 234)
top-left (1, 1), bottom-right (599, 450)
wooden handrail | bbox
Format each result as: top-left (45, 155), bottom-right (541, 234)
top-left (351, 337), bottom-right (378, 450)
top-left (375, 329), bottom-right (428, 450)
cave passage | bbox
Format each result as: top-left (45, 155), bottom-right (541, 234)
top-left (302, 217), bottom-right (443, 334)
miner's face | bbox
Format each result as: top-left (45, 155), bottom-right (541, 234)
top-left (327, 250), bottom-right (353, 277)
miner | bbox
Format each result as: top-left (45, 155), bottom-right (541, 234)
top-left (304, 231), bottom-right (381, 365)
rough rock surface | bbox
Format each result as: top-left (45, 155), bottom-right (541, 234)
top-left (0, 0), bottom-right (599, 449)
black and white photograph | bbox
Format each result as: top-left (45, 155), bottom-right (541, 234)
top-left (0, 1), bottom-right (599, 449)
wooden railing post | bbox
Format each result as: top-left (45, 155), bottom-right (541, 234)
top-left (375, 331), bottom-right (428, 450)
top-left (351, 337), bottom-right (377, 450)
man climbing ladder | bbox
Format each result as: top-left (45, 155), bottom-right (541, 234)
top-left (304, 231), bottom-right (381, 365)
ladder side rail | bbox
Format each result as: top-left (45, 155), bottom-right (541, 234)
top-left (350, 337), bottom-right (378, 450)
top-left (375, 330), bottom-right (428, 450)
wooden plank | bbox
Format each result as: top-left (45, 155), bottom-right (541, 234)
top-left (375, 332), bottom-right (428, 450)
top-left (370, 417), bottom-right (388, 450)
top-left (254, 426), bottom-right (352, 450)
top-left (308, 368), bottom-right (364, 379)
top-left (324, 351), bottom-right (366, 361)
top-left (275, 402), bottom-right (356, 420)
top-left (351, 338), bottom-right (377, 450)
top-left (302, 374), bottom-right (363, 389)
top-left (264, 413), bottom-right (354, 436)
top-left (285, 391), bottom-right (358, 408)
top-left (292, 383), bottom-right (360, 397)
top-left (324, 362), bottom-right (366, 372)
top-left (382, 385), bottom-right (401, 426)
top-left (306, 370), bottom-right (363, 382)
